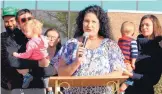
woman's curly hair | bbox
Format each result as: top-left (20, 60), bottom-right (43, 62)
top-left (74, 5), bottom-right (111, 38)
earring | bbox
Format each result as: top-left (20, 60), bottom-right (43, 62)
top-left (159, 40), bottom-right (162, 48)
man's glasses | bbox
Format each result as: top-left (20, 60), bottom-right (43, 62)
top-left (21, 17), bottom-right (33, 23)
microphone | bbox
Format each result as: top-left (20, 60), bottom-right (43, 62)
top-left (78, 32), bottom-right (89, 57)
top-left (82, 32), bottom-right (89, 48)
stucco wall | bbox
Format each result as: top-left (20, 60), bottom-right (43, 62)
top-left (108, 12), bottom-right (162, 41)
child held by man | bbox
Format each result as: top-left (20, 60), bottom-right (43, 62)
top-left (13, 19), bottom-right (49, 88)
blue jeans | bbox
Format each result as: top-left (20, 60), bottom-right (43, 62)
top-left (125, 78), bottom-right (134, 86)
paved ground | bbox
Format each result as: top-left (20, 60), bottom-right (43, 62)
top-left (154, 76), bottom-right (162, 94)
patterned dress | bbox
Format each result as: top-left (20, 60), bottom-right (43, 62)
top-left (52, 38), bottom-right (126, 94)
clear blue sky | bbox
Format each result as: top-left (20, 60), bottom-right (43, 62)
top-left (1, 0), bottom-right (162, 12)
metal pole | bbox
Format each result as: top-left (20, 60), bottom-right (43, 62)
top-left (136, 0), bottom-right (138, 10)
top-left (68, 0), bottom-right (71, 39)
top-left (2, 1), bottom-right (5, 8)
top-left (101, 0), bottom-right (103, 8)
top-left (35, 0), bottom-right (38, 17)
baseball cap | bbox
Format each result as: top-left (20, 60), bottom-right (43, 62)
top-left (2, 7), bottom-right (17, 17)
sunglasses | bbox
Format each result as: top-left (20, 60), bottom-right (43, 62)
top-left (21, 17), bottom-right (33, 23)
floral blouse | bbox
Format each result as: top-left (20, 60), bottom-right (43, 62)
top-left (52, 38), bottom-right (125, 94)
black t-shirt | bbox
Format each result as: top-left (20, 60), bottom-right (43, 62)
top-left (125, 35), bottom-right (162, 94)
top-left (1, 29), bottom-right (55, 89)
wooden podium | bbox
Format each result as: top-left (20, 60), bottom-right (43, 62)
top-left (49, 76), bottom-right (128, 94)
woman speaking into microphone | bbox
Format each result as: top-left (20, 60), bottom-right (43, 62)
top-left (53, 5), bottom-right (128, 94)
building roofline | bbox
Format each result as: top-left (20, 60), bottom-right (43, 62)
top-left (107, 9), bottom-right (162, 14)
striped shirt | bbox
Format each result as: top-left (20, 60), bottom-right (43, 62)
top-left (118, 36), bottom-right (138, 63)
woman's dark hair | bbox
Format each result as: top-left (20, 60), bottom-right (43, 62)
top-left (139, 14), bottom-right (162, 39)
top-left (44, 28), bottom-right (62, 55)
top-left (74, 5), bottom-right (111, 38)
top-left (16, 9), bottom-right (33, 21)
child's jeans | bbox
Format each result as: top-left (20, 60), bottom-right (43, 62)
top-left (125, 78), bottom-right (134, 86)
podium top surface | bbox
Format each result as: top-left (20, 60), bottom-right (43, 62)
top-left (49, 76), bottom-right (128, 80)
top-left (49, 76), bottom-right (128, 87)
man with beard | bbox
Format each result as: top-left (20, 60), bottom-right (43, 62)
top-left (1, 7), bottom-right (55, 94)
top-left (1, 7), bottom-right (19, 94)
